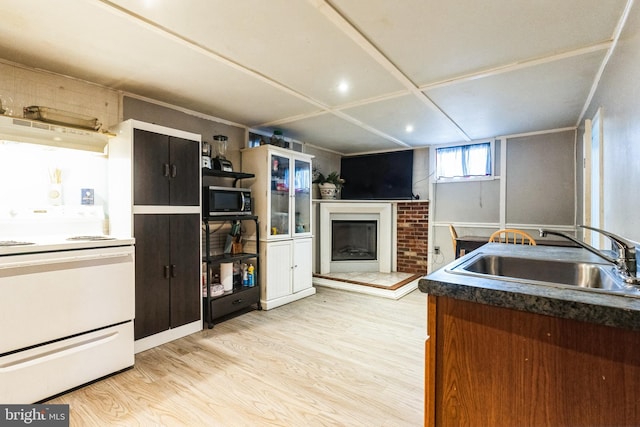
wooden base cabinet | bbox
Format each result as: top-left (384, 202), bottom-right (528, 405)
top-left (260, 237), bottom-right (315, 310)
top-left (425, 295), bottom-right (640, 427)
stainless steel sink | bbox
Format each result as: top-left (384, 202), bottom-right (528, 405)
top-left (448, 254), bottom-right (633, 292)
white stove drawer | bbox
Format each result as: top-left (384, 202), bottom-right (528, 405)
top-left (0, 322), bottom-right (133, 404)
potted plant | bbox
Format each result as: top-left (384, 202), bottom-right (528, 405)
top-left (313, 170), bottom-right (345, 199)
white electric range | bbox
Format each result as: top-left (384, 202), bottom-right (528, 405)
top-left (0, 206), bottom-right (135, 403)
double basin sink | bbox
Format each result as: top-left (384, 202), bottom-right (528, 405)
top-left (447, 245), bottom-right (640, 297)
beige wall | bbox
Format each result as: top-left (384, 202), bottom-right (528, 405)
top-left (0, 61), bottom-right (120, 130)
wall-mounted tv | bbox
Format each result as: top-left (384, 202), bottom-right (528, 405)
top-left (340, 150), bottom-right (414, 200)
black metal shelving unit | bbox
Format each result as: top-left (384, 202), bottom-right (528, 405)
top-left (201, 169), bottom-right (260, 329)
top-left (202, 215), bottom-right (260, 328)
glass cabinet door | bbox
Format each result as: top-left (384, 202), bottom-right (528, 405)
top-left (293, 158), bottom-right (311, 235)
top-left (270, 154), bottom-right (290, 236)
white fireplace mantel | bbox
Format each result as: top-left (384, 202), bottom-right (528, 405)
top-left (318, 201), bottom-right (395, 274)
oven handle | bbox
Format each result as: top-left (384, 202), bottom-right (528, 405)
top-left (0, 251), bottom-right (133, 270)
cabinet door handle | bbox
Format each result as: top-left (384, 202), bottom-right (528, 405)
top-left (164, 265), bottom-right (170, 279)
top-left (170, 164), bottom-right (177, 178)
top-left (170, 264), bottom-right (177, 278)
top-left (232, 299), bottom-right (243, 305)
top-left (163, 163), bottom-right (170, 177)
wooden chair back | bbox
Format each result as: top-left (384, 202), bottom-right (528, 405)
top-left (449, 224), bottom-right (459, 256)
top-left (488, 229), bottom-right (537, 245)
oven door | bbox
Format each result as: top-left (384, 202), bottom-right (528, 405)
top-left (0, 245), bottom-right (135, 355)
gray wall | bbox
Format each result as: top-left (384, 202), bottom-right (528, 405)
top-left (579, 3), bottom-right (640, 242)
top-left (506, 131), bottom-right (575, 225)
top-left (412, 147), bottom-right (429, 200)
top-left (434, 180), bottom-right (501, 224)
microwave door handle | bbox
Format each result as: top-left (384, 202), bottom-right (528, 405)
top-left (240, 192), bottom-right (246, 212)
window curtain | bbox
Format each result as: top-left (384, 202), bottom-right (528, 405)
top-left (437, 142), bottom-right (491, 178)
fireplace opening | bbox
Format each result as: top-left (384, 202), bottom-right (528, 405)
top-left (331, 220), bottom-right (377, 261)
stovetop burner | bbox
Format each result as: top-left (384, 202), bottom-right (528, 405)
top-left (0, 240), bottom-right (35, 247)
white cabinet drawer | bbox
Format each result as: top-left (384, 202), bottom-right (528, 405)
top-left (0, 322), bottom-right (133, 404)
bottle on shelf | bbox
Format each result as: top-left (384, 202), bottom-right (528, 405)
top-left (241, 263), bottom-right (249, 286)
top-left (248, 264), bottom-right (255, 287)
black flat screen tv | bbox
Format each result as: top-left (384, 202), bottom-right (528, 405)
top-left (340, 150), bottom-right (414, 200)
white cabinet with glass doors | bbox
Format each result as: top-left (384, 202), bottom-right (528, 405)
top-left (241, 145), bottom-right (315, 310)
top-left (242, 145), bottom-right (313, 239)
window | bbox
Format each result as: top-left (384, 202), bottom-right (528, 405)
top-left (435, 141), bottom-right (493, 180)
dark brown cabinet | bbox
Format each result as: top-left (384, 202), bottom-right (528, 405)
top-left (109, 120), bottom-right (202, 352)
top-left (133, 128), bottom-right (199, 206)
top-left (134, 213), bottom-right (200, 340)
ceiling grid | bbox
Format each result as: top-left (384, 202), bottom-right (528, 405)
top-left (0, 0), bottom-right (633, 154)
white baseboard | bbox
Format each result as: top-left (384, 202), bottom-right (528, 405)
top-left (134, 320), bottom-right (202, 354)
top-left (260, 287), bottom-right (317, 310)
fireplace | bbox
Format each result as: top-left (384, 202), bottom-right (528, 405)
top-left (332, 220), bottom-right (377, 261)
top-left (318, 202), bottom-right (394, 274)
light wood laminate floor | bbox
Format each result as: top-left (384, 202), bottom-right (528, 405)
top-left (47, 287), bottom-right (426, 426)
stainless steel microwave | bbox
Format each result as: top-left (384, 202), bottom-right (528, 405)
top-left (203, 186), bottom-right (252, 216)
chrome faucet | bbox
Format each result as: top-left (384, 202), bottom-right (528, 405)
top-left (539, 225), bottom-right (639, 285)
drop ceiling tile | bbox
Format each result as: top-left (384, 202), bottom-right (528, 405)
top-left (425, 50), bottom-right (606, 139)
top-left (257, 114), bottom-right (403, 155)
top-left (331, 0), bottom-right (627, 85)
top-left (107, 0), bottom-right (406, 106)
top-left (341, 94), bottom-right (467, 146)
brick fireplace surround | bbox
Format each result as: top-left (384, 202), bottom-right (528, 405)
top-left (396, 201), bottom-right (429, 275)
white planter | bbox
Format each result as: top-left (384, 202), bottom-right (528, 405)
top-left (318, 183), bottom-right (337, 199)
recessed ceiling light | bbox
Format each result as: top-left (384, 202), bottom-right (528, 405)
top-left (405, 125), bottom-right (414, 133)
top-left (337, 81), bottom-right (349, 94)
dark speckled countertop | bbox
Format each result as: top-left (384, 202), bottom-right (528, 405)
top-left (419, 243), bottom-right (640, 331)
